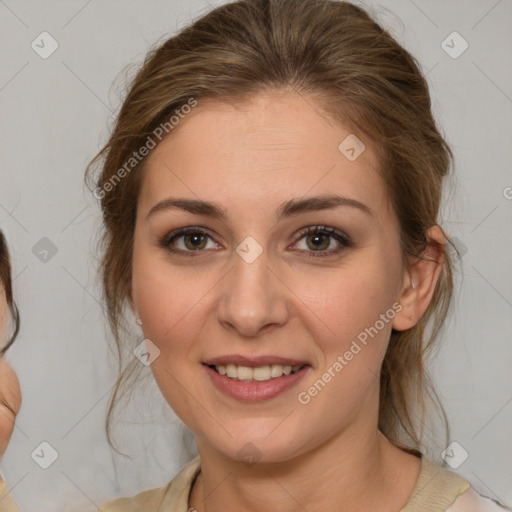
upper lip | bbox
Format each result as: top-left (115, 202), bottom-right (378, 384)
top-left (203, 355), bottom-right (309, 367)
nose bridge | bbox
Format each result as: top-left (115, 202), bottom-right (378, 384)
top-left (216, 238), bottom-right (289, 336)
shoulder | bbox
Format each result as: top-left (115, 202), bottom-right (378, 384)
top-left (98, 484), bottom-right (169, 512)
top-left (405, 454), bottom-right (510, 512)
top-left (98, 456), bottom-right (201, 512)
top-left (0, 474), bottom-right (21, 512)
top-left (402, 454), bottom-right (470, 511)
top-left (447, 487), bottom-right (511, 512)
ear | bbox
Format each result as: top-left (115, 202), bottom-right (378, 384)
top-left (392, 226), bottom-right (445, 331)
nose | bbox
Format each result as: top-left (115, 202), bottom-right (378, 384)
top-left (216, 245), bottom-right (290, 338)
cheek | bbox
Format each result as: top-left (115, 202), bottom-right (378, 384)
top-left (131, 250), bottom-right (215, 426)
top-left (290, 255), bottom-right (401, 403)
top-left (131, 249), bottom-right (216, 356)
top-left (294, 264), bottom-right (396, 347)
top-left (293, 276), bottom-right (393, 417)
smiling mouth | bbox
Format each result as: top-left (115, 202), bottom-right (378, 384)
top-left (207, 363), bottom-right (306, 382)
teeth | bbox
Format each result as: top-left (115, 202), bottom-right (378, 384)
top-left (253, 366), bottom-right (271, 381)
top-left (213, 364), bottom-right (304, 381)
top-left (226, 364), bottom-right (237, 378)
top-left (237, 365), bottom-right (253, 381)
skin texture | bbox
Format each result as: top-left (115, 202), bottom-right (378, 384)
top-left (130, 88), bottom-right (444, 512)
top-left (0, 287), bottom-right (21, 458)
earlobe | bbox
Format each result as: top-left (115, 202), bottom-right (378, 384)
top-left (128, 285), bottom-right (144, 327)
top-left (392, 226), bottom-right (445, 332)
top-left (392, 279), bottom-right (418, 331)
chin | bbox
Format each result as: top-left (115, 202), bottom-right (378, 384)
top-left (198, 423), bottom-right (311, 466)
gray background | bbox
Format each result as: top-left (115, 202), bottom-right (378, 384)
top-left (1, 0), bottom-right (511, 510)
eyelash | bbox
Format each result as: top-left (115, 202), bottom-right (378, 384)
top-left (159, 225), bottom-right (351, 259)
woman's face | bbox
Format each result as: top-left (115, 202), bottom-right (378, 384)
top-left (131, 88), bottom-right (409, 463)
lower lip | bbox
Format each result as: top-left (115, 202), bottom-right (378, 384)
top-left (203, 364), bottom-right (310, 402)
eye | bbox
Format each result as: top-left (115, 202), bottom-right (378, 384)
top-left (292, 226), bottom-right (351, 258)
top-left (160, 227), bottom-right (220, 255)
top-left (160, 225), bottom-right (351, 258)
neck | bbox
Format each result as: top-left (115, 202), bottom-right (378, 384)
top-left (189, 423), bottom-right (421, 512)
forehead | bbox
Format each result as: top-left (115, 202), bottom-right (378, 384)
top-left (139, 89), bottom-right (388, 218)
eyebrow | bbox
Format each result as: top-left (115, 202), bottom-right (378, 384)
top-left (146, 194), bottom-right (373, 221)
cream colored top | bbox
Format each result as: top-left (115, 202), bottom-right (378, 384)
top-left (0, 455), bottom-right (507, 511)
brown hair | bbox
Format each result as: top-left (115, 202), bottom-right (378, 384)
top-left (0, 230), bottom-right (20, 355)
top-left (86, 0), bottom-right (459, 456)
